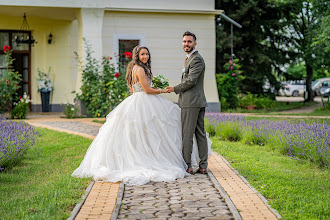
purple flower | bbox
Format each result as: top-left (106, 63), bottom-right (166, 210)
top-left (0, 114), bottom-right (41, 170)
top-left (232, 73), bottom-right (236, 76)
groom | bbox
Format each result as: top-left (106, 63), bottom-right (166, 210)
top-left (166, 31), bottom-right (208, 175)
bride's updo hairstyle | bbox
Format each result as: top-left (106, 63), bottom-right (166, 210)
top-left (126, 45), bottom-right (153, 87)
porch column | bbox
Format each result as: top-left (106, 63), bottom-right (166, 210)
top-left (75, 8), bottom-right (104, 93)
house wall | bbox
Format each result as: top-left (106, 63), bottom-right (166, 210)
top-left (103, 11), bottom-right (219, 104)
top-left (0, 13), bottom-right (78, 108)
top-left (0, 0), bottom-right (215, 11)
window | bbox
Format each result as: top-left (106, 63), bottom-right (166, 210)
top-left (119, 39), bottom-right (139, 66)
top-left (113, 34), bottom-right (145, 71)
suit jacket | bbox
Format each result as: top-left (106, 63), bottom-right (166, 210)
top-left (174, 51), bottom-right (207, 108)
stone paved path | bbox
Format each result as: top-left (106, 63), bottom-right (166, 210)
top-left (40, 121), bottom-right (101, 136)
top-left (118, 174), bottom-right (232, 220)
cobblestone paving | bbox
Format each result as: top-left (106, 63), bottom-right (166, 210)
top-left (118, 174), bottom-right (233, 220)
top-left (40, 121), bottom-right (100, 136)
top-left (40, 120), bottom-right (234, 219)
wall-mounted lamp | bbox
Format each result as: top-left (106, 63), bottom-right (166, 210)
top-left (48, 33), bottom-right (53, 44)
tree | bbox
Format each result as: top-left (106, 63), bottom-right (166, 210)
top-left (215, 0), bottom-right (294, 98)
top-left (215, 0), bottom-right (329, 102)
top-left (278, 0), bottom-right (329, 101)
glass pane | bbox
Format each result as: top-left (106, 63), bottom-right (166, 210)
top-left (0, 32), bottom-right (9, 48)
top-left (12, 32), bottom-right (29, 51)
top-left (0, 54), bottom-right (6, 68)
top-left (23, 83), bottom-right (29, 94)
top-left (0, 69), bottom-right (6, 77)
top-left (23, 55), bottom-right (28, 68)
top-left (23, 69), bottom-right (28, 82)
top-left (119, 40), bottom-right (139, 69)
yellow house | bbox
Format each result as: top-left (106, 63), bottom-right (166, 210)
top-left (0, 0), bottom-right (222, 112)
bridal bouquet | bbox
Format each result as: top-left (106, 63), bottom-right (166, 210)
top-left (153, 74), bottom-right (169, 89)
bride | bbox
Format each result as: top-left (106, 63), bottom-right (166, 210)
top-left (72, 45), bottom-right (211, 185)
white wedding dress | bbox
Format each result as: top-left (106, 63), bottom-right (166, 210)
top-left (72, 76), bottom-right (212, 185)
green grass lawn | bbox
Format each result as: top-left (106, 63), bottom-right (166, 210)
top-left (0, 128), bottom-right (92, 219)
top-left (211, 138), bottom-right (330, 220)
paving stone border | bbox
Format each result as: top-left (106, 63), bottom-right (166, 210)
top-left (211, 152), bottom-right (282, 219)
top-left (111, 181), bottom-right (125, 220)
top-left (68, 181), bottom-right (95, 220)
top-left (208, 171), bottom-right (242, 220)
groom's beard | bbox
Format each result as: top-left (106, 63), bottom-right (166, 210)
top-left (184, 46), bottom-right (195, 53)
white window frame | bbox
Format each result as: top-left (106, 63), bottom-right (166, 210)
top-left (113, 34), bottom-right (146, 71)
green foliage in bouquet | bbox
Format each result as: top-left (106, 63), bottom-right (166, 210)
top-left (153, 74), bottom-right (169, 89)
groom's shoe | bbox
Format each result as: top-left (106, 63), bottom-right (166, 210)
top-left (196, 168), bottom-right (208, 174)
top-left (186, 167), bottom-right (193, 174)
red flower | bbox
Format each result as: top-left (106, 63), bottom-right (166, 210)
top-left (3, 45), bottom-right (11, 52)
top-left (124, 52), bottom-right (132, 59)
top-left (109, 57), bottom-right (112, 60)
top-left (19, 96), bottom-right (22, 100)
top-left (114, 72), bottom-right (120, 77)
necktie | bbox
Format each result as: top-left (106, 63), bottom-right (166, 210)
top-left (184, 56), bottom-right (188, 65)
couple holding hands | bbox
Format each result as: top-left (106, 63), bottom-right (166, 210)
top-left (72, 31), bottom-right (211, 186)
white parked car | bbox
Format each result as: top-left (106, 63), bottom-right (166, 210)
top-left (279, 80), bottom-right (306, 97)
top-left (312, 77), bottom-right (330, 96)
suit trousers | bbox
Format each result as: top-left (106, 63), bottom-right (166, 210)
top-left (181, 107), bottom-right (208, 169)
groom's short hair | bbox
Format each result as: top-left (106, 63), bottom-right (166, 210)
top-left (183, 31), bottom-right (196, 41)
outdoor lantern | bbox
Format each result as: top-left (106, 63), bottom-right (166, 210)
top-left (15, 13), bottom-right (37, 46)
top-left (48, 33), bottom-right (53, 44)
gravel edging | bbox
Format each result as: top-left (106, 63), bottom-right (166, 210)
top-left (214, 151), bottom-right (282, 219)
top-left (208, 171), bottom-right (242, 220)
top-left (67, 181), bottom-right (95, 220)
top-left (110, 181), bottom-right (125, 220)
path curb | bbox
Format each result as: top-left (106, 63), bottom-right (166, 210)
top-left (214, 151), bottom-right (282, 219)
top-left (67, 181), bottom-right (95, 220)
top-left (110, 181), bottom-right (125, 220)
top-left (208, 170), bottom-right (242, 220)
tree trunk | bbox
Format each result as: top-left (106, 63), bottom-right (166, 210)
top-left (305, 61), bottom-right (314, 102)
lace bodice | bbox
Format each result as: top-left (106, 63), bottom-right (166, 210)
top-left (131, 67), bottom-right (153, 93)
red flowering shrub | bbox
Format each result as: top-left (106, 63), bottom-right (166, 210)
top-left (3, 45), bottom-right (11, 52)
top-left (124, 52), bottom-right (132, 59)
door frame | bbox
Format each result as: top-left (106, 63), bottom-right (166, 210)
top-left (0, 30), bottom-right (32, 103)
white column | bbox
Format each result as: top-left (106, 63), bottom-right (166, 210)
top-left (75, 8), bottom-right (104, 93)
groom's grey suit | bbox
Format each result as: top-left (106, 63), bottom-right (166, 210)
top-left (174, 51), bottom-right (208, 169)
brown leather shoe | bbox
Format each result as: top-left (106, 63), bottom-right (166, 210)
top-left (186, 167), bottom-right (193, 174)
top-left (196, 168), bottom-right (208, 174)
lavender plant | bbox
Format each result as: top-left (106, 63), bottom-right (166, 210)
top-left (0, 115), bottom-right (41, 170)
top-left (206, 113), bottom-right (330, 168)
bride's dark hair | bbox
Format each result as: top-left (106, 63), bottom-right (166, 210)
top-left (126, 45), bottom-right (152, 87)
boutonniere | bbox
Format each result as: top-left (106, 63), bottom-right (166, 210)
top-left (182, 67), bottom-right (186, 73)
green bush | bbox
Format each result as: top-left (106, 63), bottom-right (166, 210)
top-left (10, 93), bottom-right (31, 119)
top-left (239, 92), bottom-right (274, 110)
top-left (216, 59), bottom-right (244, 110)
top-left (74, 40), bottom-right (130, 117)
top-left (63, 103), bottom-right (78, 118)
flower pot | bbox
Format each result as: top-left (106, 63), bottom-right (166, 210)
top-left (247, 105), bottom-right (256, 111)
top-left (41, 91), bottom-right (50, 112)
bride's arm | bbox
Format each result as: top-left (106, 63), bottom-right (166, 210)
top-left (136, 68), bottom-right (168, 94)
